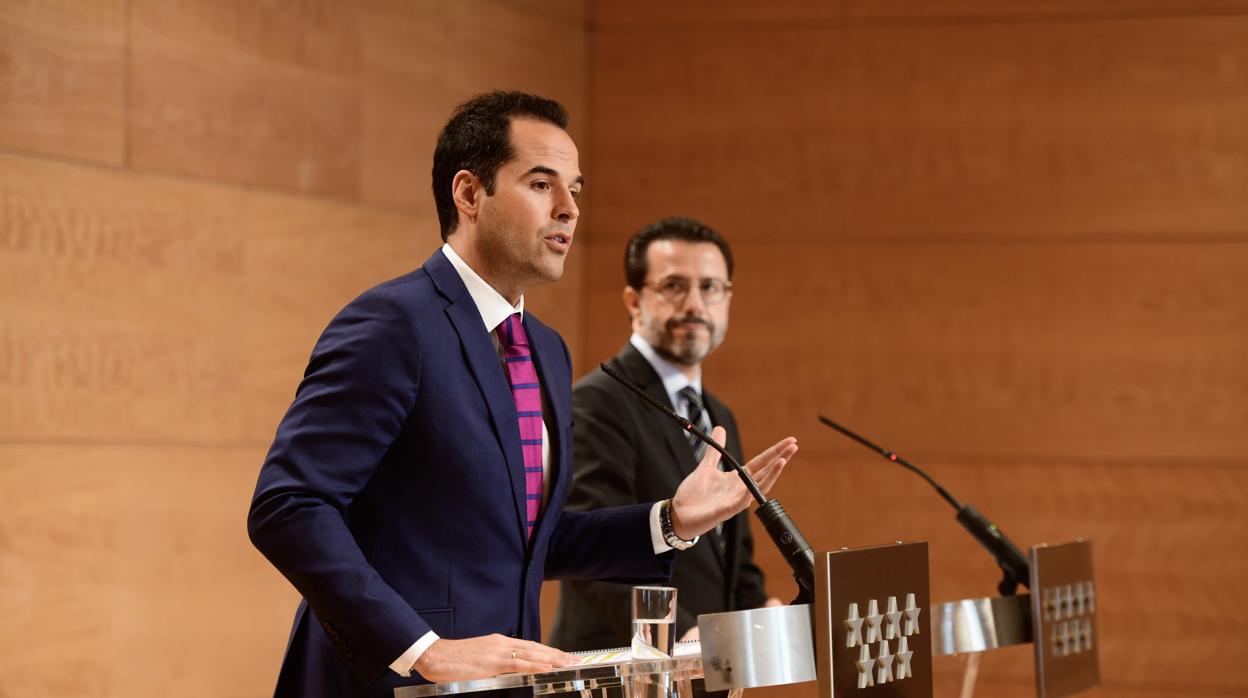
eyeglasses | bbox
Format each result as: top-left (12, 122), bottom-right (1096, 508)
top-left (643, 276), bottom-right (733, 305)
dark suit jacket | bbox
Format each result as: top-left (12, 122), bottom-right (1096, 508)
top-left (548, 343), bottom-right (769, 651)
top-left (247, 250), bottom-right (674, 698)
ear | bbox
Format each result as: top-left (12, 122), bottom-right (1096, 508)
top-left (622, 285), bottom-right (642, 323)
top-left (451, 170), bottom-right (483, 224)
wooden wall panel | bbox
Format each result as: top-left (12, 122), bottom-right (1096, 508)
top-left (707, 242), bottom-right (1242, 460)
top-left (0, 153), bottom-right (424, 444)
top-left (595, 1), bottom-right (1248, 27)
top-left (582, 240), bottom-right (1248, 460)
top-left (586, 3), bottom-right (1248, 696)
top-left (129, 0), bottom-right (590, 206)
top-left (0, 153), bottom-right (252, 442)
top-left (0, 0), bottom-right (126, 165)
top-left (0, 445), bottom-right (298, 697)
top-left (359, 0), bottom-right (589, 211)
top-left (129, 0), bottom-right (364, 199)
top-left (589, 15), bottom-right (1248, 244)
top-left (3, 1), bottom-right (591, 692)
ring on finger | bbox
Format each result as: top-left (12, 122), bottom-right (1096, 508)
top-left (511, 649), bottom-right (517, 660)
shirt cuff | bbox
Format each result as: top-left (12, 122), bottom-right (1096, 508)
top-left (390, 630), bottom-right (440, 677)
top-left (649, 501), bottom-right (698, 554)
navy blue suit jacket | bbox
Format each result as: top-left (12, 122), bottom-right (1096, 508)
top-left (248, 249), bottom-right (673, 697)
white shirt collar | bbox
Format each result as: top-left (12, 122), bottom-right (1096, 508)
top-left (442, 243), bottom-right (523, 332)
top-left (629, 333), bottom-right (702, 412)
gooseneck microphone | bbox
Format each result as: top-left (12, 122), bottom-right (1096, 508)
top-left (600, 363), bottom-right (815, 603)
top-left (817, 415), bottom-right (1032, 596)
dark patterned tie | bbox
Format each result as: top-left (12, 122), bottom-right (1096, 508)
top-left (679, 385), bottom-right (726, 547)
top-left (497, 314), bottom-right (543, 541)
top-left (678, 386), bottom-right (712, 463)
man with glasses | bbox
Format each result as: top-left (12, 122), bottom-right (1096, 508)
top-left (551, 217), bottom-right (781, 654)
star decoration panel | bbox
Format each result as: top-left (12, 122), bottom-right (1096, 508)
top-left (816, 541), bottom-right (932, 698)
top-left (1031, 540), bottom-right (1100, 698)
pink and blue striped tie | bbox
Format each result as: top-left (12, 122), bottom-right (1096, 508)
top-left (497, 314), bottom-right (543, 541)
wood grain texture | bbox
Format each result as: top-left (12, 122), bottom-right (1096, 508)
top-left (584, 6), bottom-right (1248, 697)
top-left (589, 15), bottom-right (1248, 243)
top-left (1, 2), bottom-right (592, 696)
top-left (0, 153), bottom-right (427, 444)
top-left (359, 0), bottom-right (589, 211)
top-left (582, 240), bottom-right (1248, 462)
top-left (0, 0), bottom-right (126, 164)
top-left (128, 0), bottom-right (364, 199)
top-left (128, 0), bottom-right (589, 205)
top-left (594, 0), bottom-right (1248, 27)
top-left (0, 444), bottom-right (298, 698)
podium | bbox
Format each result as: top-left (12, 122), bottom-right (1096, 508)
top-left (393, 649), bottom-right (705, 698)
top-left (395, 540), bottom-right (1098, 698)
top-left (931, 539), bottom-right (1100, 698)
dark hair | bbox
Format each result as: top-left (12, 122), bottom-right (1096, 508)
top-left (624, 217), bottom-right (734, 289)
top-left (432, 91), bottom-right (569, 240)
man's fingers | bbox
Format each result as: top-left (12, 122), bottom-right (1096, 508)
top-left (504, 641), bottom-right (577, 675)
top-left (745, 437), bottom-right (797, 472)
top-left (752, 456), bottom-right (790, 494)
top-left (518, 640), bottom-right (577, 667)
top-left (745, 440), bottom-right (797, 495)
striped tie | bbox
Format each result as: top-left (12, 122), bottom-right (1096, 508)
top-left (497, 314), bottom-right (543, 541)
top-left (678, 386), bottom-right (713, 463)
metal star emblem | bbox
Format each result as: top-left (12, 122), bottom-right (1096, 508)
top-left (876, 640), bottom-right (895, 685)
top-left (844, 602), bottom-right (865, 648)
top-left (865, 599), bottom-right (884, 644)
top-left (856, 643), bottom-right (875, 689)
top-left (884, 595), bottom-right (903, 640)
top-left (896, 636), bottom-right (914, 680)
top-left (903, 593), bottom-right (922, 637)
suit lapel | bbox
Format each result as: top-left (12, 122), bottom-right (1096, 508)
top-left (616, 346), bottom-right (699, 480)
top-left (427, 251), bottom-right (528, 546)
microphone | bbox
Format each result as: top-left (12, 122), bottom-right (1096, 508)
top-left (817, 415), bottom-right (1031, 596)
top-left (600, 363), bottom-right (815, 602)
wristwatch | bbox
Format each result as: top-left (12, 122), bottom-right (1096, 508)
top-left (660, 499), bottom-right (697, 550)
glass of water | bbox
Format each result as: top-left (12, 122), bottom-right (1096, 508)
top-left (631, 585), bottom-right (677, 659)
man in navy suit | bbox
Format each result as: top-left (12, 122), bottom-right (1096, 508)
top-left (247, 91), bottom-right (798, 697)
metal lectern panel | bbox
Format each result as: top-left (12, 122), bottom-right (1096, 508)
top-left (814, 542), bottom-right (933, 698)
top-left (1030, 540), bottom-right (1100, 698)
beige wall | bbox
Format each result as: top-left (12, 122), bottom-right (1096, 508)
top-left (0, 1), bottom-right (587, 695)
top-left (584, 2), bottom-right (1248, 697)
top-left (3, 1), bottom-right (1247, 697)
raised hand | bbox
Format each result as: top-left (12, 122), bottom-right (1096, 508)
top-left (668, 427), bottom-right (798, 540)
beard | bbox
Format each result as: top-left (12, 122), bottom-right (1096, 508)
top-left (652, 315), bottom-right (726, 366)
